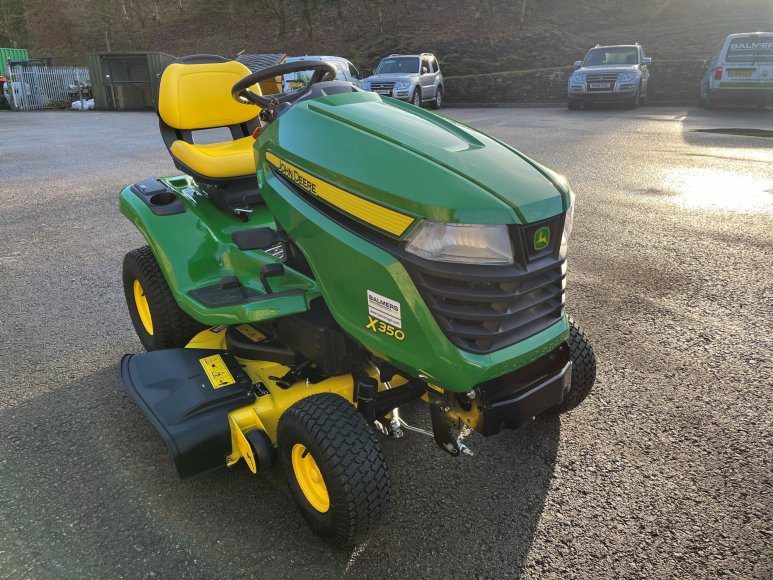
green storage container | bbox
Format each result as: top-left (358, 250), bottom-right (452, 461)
top-left (1, 48), bottom-right (30, 75)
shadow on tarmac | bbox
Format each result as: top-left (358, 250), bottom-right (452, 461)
top-left (0, 365), bottom-right (560, 578)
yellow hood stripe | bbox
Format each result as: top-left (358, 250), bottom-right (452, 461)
top-left (266, 152), bottom-right (414, 237)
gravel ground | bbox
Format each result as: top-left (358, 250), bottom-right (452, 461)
top-left (0, 106), bottom-right (771, 579)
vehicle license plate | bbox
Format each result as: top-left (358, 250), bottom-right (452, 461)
top-left (589, 82), bottom-right (612, 90)
top-left (728, 69), bottom-right (754, 77)
top-left (287, 80), bottom-right (304, 89)
top-left (375, 89), bottom-right (391, 95)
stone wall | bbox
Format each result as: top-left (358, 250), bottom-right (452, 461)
top-left (445, 60), bottom-right (705, 105)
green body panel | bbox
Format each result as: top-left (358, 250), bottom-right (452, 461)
top-left (261, 92), bottom-right (568, 231)
top-left (119, 176), bottom-right (320, 325)
top-left (252, 91), bottom-right (571, 392)
top-left (258, 165), bottom-right (568, 391)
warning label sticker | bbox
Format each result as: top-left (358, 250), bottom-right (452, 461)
top-left (199, 354), bottom-right (236, 389)
top-left (367, 290), bottom-right (402, 328)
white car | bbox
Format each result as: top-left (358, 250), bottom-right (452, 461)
top-left (282, 56), bottom-right (362, 92)
top-left (700, 32), bottom-right (773, 109)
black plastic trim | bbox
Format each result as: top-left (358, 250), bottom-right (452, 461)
top-left (130, 177), bottom-right (186, 216)
top-left (120, 349), bottom-right (255, 478)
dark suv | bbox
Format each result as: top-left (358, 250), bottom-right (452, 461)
top-left (568, 44), bottom-right (651, 109)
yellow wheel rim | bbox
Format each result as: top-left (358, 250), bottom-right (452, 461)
top-left (291, 443), bottom-right (330, 513)
top-left (133, 279), bottom-right (154, 336)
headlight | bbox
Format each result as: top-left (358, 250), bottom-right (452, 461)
top-left (362, 81), bottom-right (371, 90)
top-left (394, 80), bottom-right (411, 90)
top-left (559, 190), bottom-right (576, 259)
top-left (619, 72), bottom-right (638, 83)
top-left (405, 222), bottom-right (513, 265)
top-left (570, 72), bottom-right (585, 83)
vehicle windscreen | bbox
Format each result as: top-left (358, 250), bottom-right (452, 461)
top-left (283, 59), bottom-right (342, 88)
top-left (724, 36), bottom-right (773, 63)
top-left (375, 57), bottom-right (419, 74)
top-left (583, 47), bottom-right (639, 66)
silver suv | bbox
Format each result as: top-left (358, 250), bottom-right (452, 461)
top-left (361, 53), bottom-right (443, 108)
top-left (568, 44), bottom-right (651, 110)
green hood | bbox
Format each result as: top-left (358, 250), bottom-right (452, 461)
top-left (260, 92), bottom-right (567, 232)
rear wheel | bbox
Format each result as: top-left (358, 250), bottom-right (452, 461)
top-left (278, 393), bottom-right (391, 547)
top-left (431, 86), bottom-right (443, 109)
top-left (123, 246), bottom-right (206, 351)
top-left (706, 92), bottom-right (718, 110)
top-left (411, 88), bottom-right (422, 107)
top-left (541, 318), bottom-right (596, 416)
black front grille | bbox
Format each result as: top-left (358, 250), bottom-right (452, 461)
top-left (370, 81), bottom-right (395, 91)
top-left (399, 218), bottom-right (566, 354)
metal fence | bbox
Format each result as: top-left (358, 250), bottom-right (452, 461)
top-left (4, 65), bottom-right (91, 111)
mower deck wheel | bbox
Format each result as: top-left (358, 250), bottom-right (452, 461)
top-left (123, 245), bottom-right (206, 351)
top-left (541, 317), bottom-right (596, 416)
top-left (277, 393), bottom-right (391, 547)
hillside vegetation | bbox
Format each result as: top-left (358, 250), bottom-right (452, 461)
top-left (2, 0), bottom-right (771, 75)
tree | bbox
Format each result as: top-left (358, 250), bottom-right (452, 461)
top-left (253, 0), bottom-right (287, 36)
top-left (0, 0), bottom-right (28, 47)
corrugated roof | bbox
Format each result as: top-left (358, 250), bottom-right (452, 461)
top-left (236, 53), bottom-right (286, 72)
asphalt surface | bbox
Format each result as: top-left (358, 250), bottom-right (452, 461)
top-left (1, 105), bottom-right (771, 579)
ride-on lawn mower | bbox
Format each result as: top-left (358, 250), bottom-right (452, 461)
top-left (119, 55), bottom-right (596, 547)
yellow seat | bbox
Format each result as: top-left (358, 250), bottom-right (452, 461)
top-left (170, 137), bottom-right (256, 179)
top-left (157, 56), bottom-right (262, 182)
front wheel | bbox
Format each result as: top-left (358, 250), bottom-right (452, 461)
top-left (567, 97), bottom-right (581, 110)
top-left (626, 86), bottom-right (640, 109)
top-left (411, 88), bottom-right (422, 107)
top-left (123, 246), bottom-right (206, 351)
top-left (431, 86), bottom-right (442, 109)
top-left (541, 318), bottom-right (596, 416)
top-left (278, 393), bottom-right (391, 547)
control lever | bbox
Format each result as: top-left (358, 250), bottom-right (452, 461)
top-left (259, 263), bottom-right (285, 294)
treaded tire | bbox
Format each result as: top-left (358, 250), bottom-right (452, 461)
top-left (568, 98), bottom-right (581, 110)
top-left (278, 393), bottom-right (391, 547)
top-left (411, 88), bottom-right (422, 107)
top-left (431, 86), bottom-right (442, 109)
top-left (626, 86), bottom-right (640, 109)
top-left (122, 245), bottom-right (206, 351)
top-left (542, 318), bottom-right (596, 416)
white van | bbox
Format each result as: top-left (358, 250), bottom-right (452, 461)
top-left (700, 32), bottom-right (773, 109)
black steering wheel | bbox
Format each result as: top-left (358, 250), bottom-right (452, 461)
top-left (231, 60), bottom-right (338, 109)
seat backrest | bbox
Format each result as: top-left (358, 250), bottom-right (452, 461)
top-left (158, 55), bottom-right (260, 130)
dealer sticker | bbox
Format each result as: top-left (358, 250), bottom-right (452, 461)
top-left (199, 354), bottom-right (236, 389)
top-left (367, 290), bottom-right (402, 328)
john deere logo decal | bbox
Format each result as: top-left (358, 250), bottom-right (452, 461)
top-left (534, 227), bottom-right (550, 251)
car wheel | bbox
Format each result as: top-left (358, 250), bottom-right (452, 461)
top-left (278, 393), bottom-right (391, 547)
top-left (706, 93), bottom-right (718, 110)
top-left (567, 97), bottom-right (581, 110)
top-left (411, 88), bottom-right (422, 107)
top-left (431, 86), bottom-right (442, 109)
top-left (123, 246), bottom-right (206, 351)
top-left (626, 85), bottom-right (640, 109)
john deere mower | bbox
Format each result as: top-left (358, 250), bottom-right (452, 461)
top-left (119, 55), bottom-right (596, 546)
